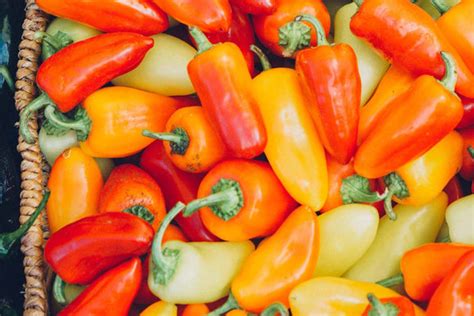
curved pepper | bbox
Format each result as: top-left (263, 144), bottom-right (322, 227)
top-left (19, 33), bottom-right (154, 144)
top-left (148, 203), bottom-right (255, 304)
top-left (253, 0), bottom-right (330, 57)
top-left (251, 48), bottom-right (328, 209)
top-left (231, 205), bottom-right (320, 313)
top-left (47, 147), bottom-right (103, 233)
top-left (44, 212), bottom-right (154, 285)
top-left (59, 258), bottom-right (142, 316)
top-left (139, 141), bottom-right (218, 242)
top-left (354, 52), bottom-right (463, 179)
top-left (188, 28), bottom-right (266, 159)
top-left (426, 250), bottom-right (474, 316)
top-left (36, 0), bottom-right (168, 35)
top-left (460, 127), bottom-right (474, 181)
top-left (43, 86), bottom-right (178, 158)
top-left (229, 0), bottom-right (275, 15)
top-left (143, 106), bottom-right (227, 174)
top-left (362, 294), bottom-right (416, 316)
top-left (152, 0), bottom-right (231, 33)
top-left (458, 96), bottom-right (474, 129)
top-left (446, 194), bottom-right (474, 244)
top-left (350, 0), bottom-right (474, 98)
top-left (140, 301), bottom-right (177, 316)
top-left (291, 14), bottom-right (360, 164)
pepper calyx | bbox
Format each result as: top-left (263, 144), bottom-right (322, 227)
top-left (278, 21), bottom-right (311, 57)
top-left (19, 93), bottom-right (55, 144)
top-left (340, 174), bottom-right (388, 204)
top-left (261, 302), bottom-right (290, 316)
top-left (123, 205), bottom-right (155, 225)
top-left (53, 275), bottom-right (67, 305)
top-left (367, 293), bottom-right (400, 316)
top-left (43, 105), bottom-right (91, 141)
top-left (207, 293), bottom-right (241, 316)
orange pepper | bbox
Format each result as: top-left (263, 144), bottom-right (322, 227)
top-left (143, 106), bottom-right (227, 173)
top-left (140, 301), bottom-right (177, 316)
top-left (47, 147), bottom-right (103, 233)
top-left (361, 294), bottom-right (415, 316)
top-left (98, 164), bottom-right (166, 230)
top-left (182, 304), bottom-right (210, 316)
top-left (226, 310), bottom-right (247, 316)
top-left (231, 206), bottom-right (320, 313)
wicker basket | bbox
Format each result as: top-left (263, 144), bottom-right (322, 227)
top-left (14, 0), bottom-right (50, 315)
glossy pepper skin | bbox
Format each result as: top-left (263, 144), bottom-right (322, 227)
top-left (140, 301), bottom-right (177, 316)
top-left (59, 258), bottom-right (141, 316)
top-left (230, 0), bottom-right (275, 14)
top-left (232, 206), bottom-right (320, 313)
top-left (182, 304), bottom-right (210, 316)
top-left (98, 164), bottom-right (166, 230)
top-left (426, 250), bottom-right (474, 316)
top-left (354, 53), bottom-right (463, 179)
top-left (44, 212), bottom-right (154, 285)
top-left (253, 0), bottom-right (330, 57)
top-left (47, 147), bottom-right (103, 233)
top-left (152, 0), bottom-right (231, 33)
top-left (458, 96), bottom-right (474, 129)
top-left (139, 141), bottom-right (217, 242)
top-left (144, 106), bottom-right (227, 174)
top-left (295, 15), bottom-right (361, 164)
top-left (188, 28), bottom-right (266, 159)
top-left (460, 127), bottom-right (474, 181)
top-left (185, 159), bottom-right (297, 241)
top-left (322, 157), bottom-right (355, 212)
top-left (350, 0), bottom-right (474, 98)
top-left (446, 194), bottom-right (474, 245)
top-left (361, 295), bottom-right (416, 316)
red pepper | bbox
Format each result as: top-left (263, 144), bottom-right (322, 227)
top-left (322, 156), bottom-right (356, 213)
top-left (362, 294), bottom-right (415, 316)
top-left (444, 176), bottom-right (464, 204)
top-left (59, 257), bottom-right (142, 316)
top-left (460, 127), bottom-right (474, 181)
top-left (229, 0), bottom-right (276, 15)
top-left (19, 33), bottom-right (154, 144)
top-left (44, 212), bottom-right (154, 285)
top-left (139, 141), bottom-right (218, 242)
top-left (36, 0), bottom-right (168, 35)
top-left (350, 0), bottom-right (474, 98)
top-left (294, 14), bottom-right (360, 164)
top-left (458, 96), bottom-right (474, 129)
top-left (426, 250), bottom-right (474, 316)
top-left (188, 27), bottom-right (266, 159)
top-left (152, 0), bottom-right (232, 33)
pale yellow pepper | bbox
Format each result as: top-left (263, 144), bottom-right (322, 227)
top-left (446, 194), bottom-right (474, 244)
top-left (140, 301), bottom-right (177, 316)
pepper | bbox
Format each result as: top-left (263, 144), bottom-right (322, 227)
top-left (231, 206), bottom-right (320, 313)
top-left (289, 277), bottom-right (424, 316)
top-left (210, 299), bottom-right (289, 316)
top-left (43, 86), bottom-right (178, 158)
top-left (140, 301), bottom-right (177, 316)
top-left (183, 159), bottom-right (297, 241)
top-left (460, 127), bottom-right (474, 181)
top-left (314, 204), bottom-right (379, 278)
top-left (36, 0), bottom-right (168, 35)
top-left (98, 164), bottom-right (166, 230)
top-left (59, 257), bottom-right (142, 316)
top-left (362, 294), bottom-right (416, 316)
top-left (350, 0), bottom-right (474, 98)
top-left (188, 28), bottom-right (266, 159)
top-left (253, 0), bottom-right (330, 57)
top-left (148, 203), bottom-right (255, 304)
top-left (459, 96), bottom-right (474, 129)
top-left (291, 14), bottom-right (360, 164)
top-left (44, 212), bottom-right (154, 285)
top-left (334, 2), bottom-right (389, 106)
top-left (444, 176), bottom-right (464, 204)
top-left (47, 147), bottom-right (103, 233)
top-left (251, 47), bottom-right (328, 209)
top-left (342, 193), bottom-right (447, 283)
top-left (229, 0), bottom-right (275, 15)
top-left (152, 0), bottom-right (231, 33)
top-left (425, 250), bottom-right (474, 316)
top-left (322, 156), bottom-right (356, 212)
top-left (354, 52), bottom-right (463, 179)
top-left (446, 194), bottom-right (474, 244)
top-left (143, 106), bottom-right (227, 174)
top-left (19, 33), bottom-right (154, 144)
top-left (182, 304), bottom-right (209, 316)
top-left (139, 141), bottom-right (218, 242)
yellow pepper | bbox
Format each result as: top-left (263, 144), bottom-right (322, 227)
top-left (446, 194), bottom-right (474, 244)
top-left (140, 301), bottom-right (177, 316)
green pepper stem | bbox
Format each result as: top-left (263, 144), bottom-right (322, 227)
top-left (439, 52), bottom-right (457, 93)
top-left (340, 175), bottom-right (389, 204)
top-left (295, 14), bottom-right (329, 46)
top-left (261, 302), bottom-right (289, 316)
top-left (383, 191), bottom-right (397, 221)
top-left (122, 205), bottom-right (155, 225)
top-left (0, 191), bottom-right (49, 257)
top-left (35, 31), bottom-right (62, 51)
top-left (250, 45), bottom-right (272, 71)
top-left (468, 146), bottom-right (474, 159)
top-left (53, 275), bottom-right (67, 305)
top-left (19, 93), bottom-right (55, 144)
top-left (279, 20), bottom-right (312, 57)
top-left (183, 179), bottom-right (244, 221)
top-left (142, 128), bottom-right (190, 155)
top-left (0, 65), bottom-right (13, 91)
top-left (207, 293), bottom-right (240, 316)
top-left (431, 0), bottom-right (450, 14)
top-left (188, 26), bottom-right (213, 55)
top-left (376, 273), bottom-right (404, 288)
top-left (43, 105), bottom-right (91, 141)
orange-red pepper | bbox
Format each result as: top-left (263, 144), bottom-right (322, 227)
top-left (362, 294), bottom-right (415, 316)
top-left (322, 156), bottom-right (356, 212)
top-left (182, 304), bottom-right (210, 316)
top-left (458, 96), bottom-right (474, 129)
top-left (444, 176), bottom-right (464, 204)
top-left (229, 0), bottom-right (276, 15)
top-left (460, 127), bottom-right (474, 181)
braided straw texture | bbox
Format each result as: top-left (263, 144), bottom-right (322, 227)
top-left (14, 0), bottom-right (50, 315)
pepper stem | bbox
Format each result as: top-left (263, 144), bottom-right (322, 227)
top-left (439, 52), bottom-right (457, 93)
top-left (250, 45), bottom-right (272, 71)
top-left (142, 128), bottom-right (190, 155)
top-left (261, 302), bottom-right (289, 316)
top-left (35, 31), bottom-right (62, 51)
top-left (53, 275), bottom-right (67, 305)
top-left (0, 65), bottom-right (13, 91)
top-left (367, 293), bottom-right (400, 316)
top-left (468, 146), bottom-right (474, 158)
top-left (188, 26), bottom-right (213, 54)
top-left (183, 179), bottom-right (244, 221)
top-left (340, 174), bottom-right (389, 204)
top-left (19, 93), bottom-right (55, 144)
top-left (122, 205), bottom-right (155, 225)
top-left (207, 293), bottom-right (240, 316)
top-left (376, 273), bottom-right (404, 288)
top-left (295, 14), bottom-right (329, 46)
top-left (431, 0), bottom-right (450, 14)
top-left (278, 20), bottom-right (312, 57)
top-left (383, 173), bottom-right (410, 221)
top-left (0, 191), bottom-right (49, 258)
top-left (43, 105), bottom-right (91, 141)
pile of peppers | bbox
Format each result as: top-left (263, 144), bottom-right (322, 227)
top-left (5, 0), bottom-right (473, 315)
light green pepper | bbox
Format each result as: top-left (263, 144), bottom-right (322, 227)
top-left (334, 2), bottom-right (390, 106)
top-left (343, 192), bottom-right (447, 282)
top-left (446, 194), bottom-right (474, 245)
top-left (416, 0), bottom-right (459, 18)
top-left (314, 204), bottom-right (379, 277)
top-left (148, 203), bottom-right (255, 304)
